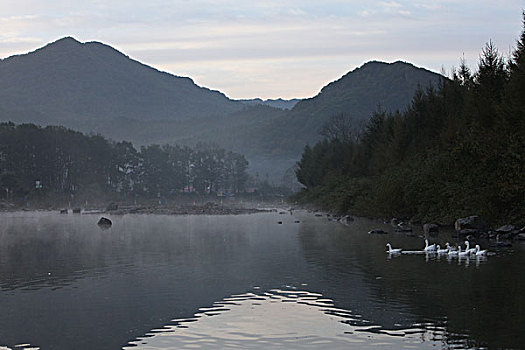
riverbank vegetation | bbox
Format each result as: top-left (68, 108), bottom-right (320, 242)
top-left (293, 14), bottom-right (525, 225)
top-left (0, 123), bottom-right (258, 206)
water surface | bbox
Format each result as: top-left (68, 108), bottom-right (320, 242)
top-left (0, 211), bottom-right (523, 349)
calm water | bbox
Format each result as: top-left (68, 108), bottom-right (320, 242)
top-left (0, 210), bottom-right (524, 349)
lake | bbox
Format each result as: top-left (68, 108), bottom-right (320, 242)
top-left (0, 210), bottom-right (524, 349)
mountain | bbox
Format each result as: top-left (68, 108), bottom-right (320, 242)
top-left (0, 37), bottom-right (242, 127)
top-left (237, 98), bottom-right (301, 110)
top-left (276, 61), bottom-right (444, 153)
top-left (0, 38), bottom-right (443, 181)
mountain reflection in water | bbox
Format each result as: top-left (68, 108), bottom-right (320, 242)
top-left (0, 211), bottom-right (524, 349)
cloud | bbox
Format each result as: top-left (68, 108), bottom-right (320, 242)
top-left (0, 0), bottom-right (523, 98)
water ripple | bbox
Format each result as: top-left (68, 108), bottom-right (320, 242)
top-left (124, 288), bottom-right (473, 349)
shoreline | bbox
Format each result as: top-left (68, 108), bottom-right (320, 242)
top-left (0, 202), bottom-right (277, 216)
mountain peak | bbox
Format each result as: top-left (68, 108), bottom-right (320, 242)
top-left (44, 36), bottom-right (83, 50)
top-left (53, 36), bottom-right (81, 45)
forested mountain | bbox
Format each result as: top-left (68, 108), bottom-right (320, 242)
top-left (0, 37), bottom-right (442, 181)
top-left (273, 61), bottom-right (443, 155)
top-left (237, 98), bottom-right (301, 110)
top-left (293, 15), bottom-right (525, 224)
top-left (0, 37), bottom-right (242, 126)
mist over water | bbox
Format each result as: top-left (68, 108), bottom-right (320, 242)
top-left (0, 211), bottom-right (523, 349)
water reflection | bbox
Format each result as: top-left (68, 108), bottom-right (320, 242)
top-left (0, 211), bottom-right (523, 349)
top-left (125, 289), bottom-right (464, 349)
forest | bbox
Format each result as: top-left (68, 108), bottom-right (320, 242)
top-left (0, 122), bottom-right (251, 206)
top-left (293, 14), bottom-right (525, 225)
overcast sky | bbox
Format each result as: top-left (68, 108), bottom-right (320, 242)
top-left (1, 1), bottom-right (523, 99)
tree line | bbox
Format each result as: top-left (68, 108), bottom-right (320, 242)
top-left (293, 13), bottom-right (525, 224)
top-left (0, 123), bottom-right (249, 204)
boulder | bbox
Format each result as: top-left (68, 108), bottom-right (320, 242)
top-left (496, 224), bottom-right (515, 233)
top-left (458, 228), bottom-right (479, 236)
top-left (423, 223), bottom-right (439, 236)
top-left (97, 217), bottom-right (112, 227)
top-left (454, 216), bottom-right (487, 231)
top-left (368, 229), bottom-right (388, 234)
top-left (395, 223), bottom-right (412, 232)
top-left (339, 215), bottom-right (355, 226)
top-left (515, 233), bottom-right (525, 241)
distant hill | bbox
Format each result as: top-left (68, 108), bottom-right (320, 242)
top-left (0, 38), bottom-right (443, 181)
top-left (276, 61), bottom-right (444, 153)
top-left (0, 37), bottom-right (242, 127)
top-left (237, 98), bottom-right (301, 110)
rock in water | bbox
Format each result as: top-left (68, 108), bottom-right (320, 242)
top-left (454, 216), bottom-right (487, 231)
top-left (97, 217), bottom-right (112, 227)
top-left (495, 224), bottom-right (515, 233)
top-left (423, 223), bottom-right (439, 236)
top-left (368, 229), bottom-right (388, 234)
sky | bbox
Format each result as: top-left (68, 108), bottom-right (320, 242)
top-left (0, 1), bottom-right (524, 99)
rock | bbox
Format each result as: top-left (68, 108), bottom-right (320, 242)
top-left (515, 233), bottom-right (525, 241)
top-left (294, 220), bottom-right (300, 223)
top-left (339, 215), bottom-right (354, 226)
top-left (368, 229), bottom-right (388, 234)
top-left (395, 223), bottom-right (412, 232)
top-left (106, 202), bottom-right (119, 211)
top-left (277, 221), bottom-right (283, 224)
top-left (97, 217), bottom-right (112, 227)
top-left (458, 228), bottom-right (479, 236)
top-left (497, 233), bottom-right (511, 240)
top-left (72, 208), bottom-right (81, 214)
top-left (496, 224), bottom-right (515, 233)
top-left (423, 223), bottom-right (439, 236)
top-left (60, 209), bottom-right (68, 214)
top-left (479, 232), bottom-right (489, 239)
top-left (454, 215), bottom-right (487, 231)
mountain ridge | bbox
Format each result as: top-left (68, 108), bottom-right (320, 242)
top-left (0, 36), bottom-right (241, 125)
top-left (0, 37), bottom-right (444, 180)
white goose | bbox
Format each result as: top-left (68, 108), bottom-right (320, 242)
top-left (458, 246), bottom-right (469, 258)
top-left (475, 245), bottom-right (488, 256)
top-left (465, 241), bottom-right (477, 255)
top-left (424, 239), bottom-right (436, 252)
top-left (386, 243), bottom-right (402, 254)
top-left (436, 245), bottom-right (449, 254)
top-left (448, 248), bottom-right (459, 257)
top-left (446, 242), bottom-right (457, 251)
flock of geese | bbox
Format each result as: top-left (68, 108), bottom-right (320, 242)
top-left (386, 239), bottom-right (489, 257)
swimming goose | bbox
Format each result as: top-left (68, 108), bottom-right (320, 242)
top-left (448, 248), bottom-right (459, 257)
top-left (475, 245), bottom-right (488, 256)
top-left (436, 245), bottom-right (448, 254)
top-left (458, 246), bottom-right (469, 257)
top-left (465, 241), bottom-right (477, 255)
top-left (424, 239), bottom-right (436, 252)
top-left (446, 242), bottom-right (457, 251)
top-left (386, 243), bottom-right (402, 254)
